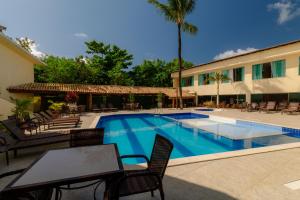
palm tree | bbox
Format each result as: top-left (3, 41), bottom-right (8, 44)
top-left (208, 72), bottom-right (231, 108)
top-left (148, 0), bottom-right (198, 109)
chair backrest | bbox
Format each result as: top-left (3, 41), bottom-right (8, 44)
top-left (1, 119), bottom-right (26, 141)
top-left (259, 102), bottom-right (266, 108)
top-left (266, 101), bottom-right (276, 108)
top-left (278, 102), bottom-right (288, 108)
top-left (251, 102), bottom-right (258, 109)
top-left (40, 112), bottom-right (52, 120)
top-left (45, 110), bottom-right (55, 118)
top-left (33, 113), bottom-right (46, 122)
top-left (288, 102), bottom-right (299, 108)
top-left (69, 128), bottom-right (104, 147)
top-left (149, 134), bottom-right (173, 178)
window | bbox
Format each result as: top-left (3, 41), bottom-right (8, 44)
top-left (252, 60), bottom-right (285, 80)
top-left (181, 76), bottom-right (194, 87)
top-left (198, 73), bottom-right (215, 85)
top-left (233, 67), bottom-right (244, 82)
top-left (252, 64), bottom-right (262, 80)
top-left (222, 70), bottom-right (230, 83)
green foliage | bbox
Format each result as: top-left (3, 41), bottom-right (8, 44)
top-left (102, 96), bottom-right (107, 104)
top-left (48, 100), bottom-right (65, 112)
top-left (35, 56), bottom-right (97, 84)
top-left (10, 97), bottom-right (32, 120)
top-left (208, 72), bottom-right (231, 83)
top-left (35, 41), bottom-right (134, 86)
top-left (128, 93), bottom-right (135, 103)
top-left (130, 58), bottom-right (193, 87)
top-left (34, 40), bottom-right (194, 87)
top-left (85, 40), bottom-right (133, 85)
top-left (156, 92), bottom-right (164, 103)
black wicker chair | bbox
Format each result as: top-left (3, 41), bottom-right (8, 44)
top-left (0, 169), bottom-right (53, 200)
top-left (104, 134), bottom-right (173, 200)
top-left (69, 128), bottom-right (104, 147)
top-left (57, 128), bottom-right (105, 199)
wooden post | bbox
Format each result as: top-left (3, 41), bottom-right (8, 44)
top-left (87, 93), bottom-right (93, 111)
top-left (172, 98), bottom-right (175, 108)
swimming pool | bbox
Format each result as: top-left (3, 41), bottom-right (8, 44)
top-left (97, 113), bottom-right (300, 164)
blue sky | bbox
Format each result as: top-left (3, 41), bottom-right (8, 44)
top-left (2, 0), bottom-right (300, 67)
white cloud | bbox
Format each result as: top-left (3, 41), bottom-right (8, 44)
top-left (214, 48), bottom-right (257, 60)
top-left (30, 43), bottom-right (45, 58)
top-left (18, 37), bottom-right (45, 58)
top-left (268, 0), bottom-right (300, 24)
top-left (74, 32), bottom-right (88, 38)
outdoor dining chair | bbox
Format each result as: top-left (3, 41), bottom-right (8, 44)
top-left (69, 128), bottom-right (104, 147)
top-left (103, 134), bottom-right (173, 200)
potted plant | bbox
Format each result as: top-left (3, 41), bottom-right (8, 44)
top-left (48, 100), bottom-right (65, 118)
top-left (128, 93), bottom-right (135, 110)
top-left (10, 97), bottom-right (32, 123)
top-left (65, 92), bottom-right (79, 113)
top-left (65, 92), bottom-right (78, 105)
top-left (157, 93), bottom-right (164, 108)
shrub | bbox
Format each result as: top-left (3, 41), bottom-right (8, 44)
top-left (48, 100), bottom-right (65, 112)
top-left (65, 92), bottom-right (78, 103)
top-left (203, 101), bottom-right (215, 108)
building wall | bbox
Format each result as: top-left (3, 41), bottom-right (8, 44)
top-left (172, 41), bottom-right (300, 103)
top-left (0, 40), bottom-right (34, 119)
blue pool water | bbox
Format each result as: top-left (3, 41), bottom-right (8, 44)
top-left (97, 113), bottom-right (300, 164)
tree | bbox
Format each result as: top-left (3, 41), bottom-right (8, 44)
top-left (148, 0), bottom-right (198, 109)
top-left (16, 37), bottom-right (34, 52)
top-left (34, 41), bottom-right (134, 86)
top-left (85, 41), bottom-right (133, 85)
top-left (208, 72), bottom-right (231, 108)
top-left (130, 58), bottom-right (193, 87)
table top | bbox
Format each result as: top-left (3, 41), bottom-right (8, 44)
top-left (5, 144), bottom-right (123, 191)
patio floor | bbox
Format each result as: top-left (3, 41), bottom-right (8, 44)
top-left (0, 145), bottom-right (299, 200)
top-left (1, 108), bottom-right (300, 199)
top-left (199, 108), bottom-right (300, 128)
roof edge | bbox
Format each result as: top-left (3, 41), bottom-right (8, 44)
top-left (0, 32), bottom-right (44, 65)
top-left (173, 38), bottom-right (300, 74)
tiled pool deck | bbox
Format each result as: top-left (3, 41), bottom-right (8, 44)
top-left (1, 108), bottom-right (300, 199)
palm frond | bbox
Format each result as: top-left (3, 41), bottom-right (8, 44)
top-left (148, 0), bottom-right (177, 22)
top-left (185, 0), bottom-right (196, 14)
top-left (182, 22), bottom-right (198, 34)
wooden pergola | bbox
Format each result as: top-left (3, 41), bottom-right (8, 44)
top-left (8, 83), bottom-right (195, 109)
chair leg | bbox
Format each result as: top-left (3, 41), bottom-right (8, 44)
top-left (159, 186), bottom-right (164, 200)
top-left (151, 190), bottom-right (154, 197)
top-left (5, 151), bottom-right (9, 165)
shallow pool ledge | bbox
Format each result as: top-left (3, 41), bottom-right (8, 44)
top-left (167, 142), bottom-right (300, 167)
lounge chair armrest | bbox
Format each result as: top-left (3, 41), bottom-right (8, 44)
top-left (120, 154), bottom-right (150, 165)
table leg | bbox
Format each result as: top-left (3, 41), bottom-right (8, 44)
top-left (55, 188), bottom-right (61, 200)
